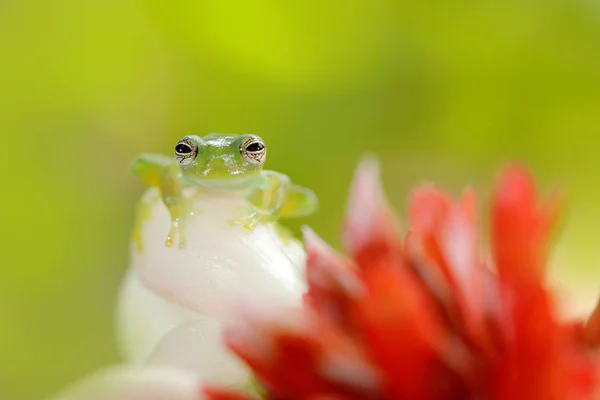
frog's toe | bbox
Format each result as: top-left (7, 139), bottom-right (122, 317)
top-left (230, 216), bottom-right (258, 231)
top-left (165, 218), bottom-right (188, 248)
top-left (230, 210), bottom-right (268, 231)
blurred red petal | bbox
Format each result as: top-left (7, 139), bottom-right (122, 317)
top-left (308, 396), bottom-right (354, 400)
top-left (407, 186), bottom-right (451, 282)
top-left (202, 387), bottom-right (257, 400)
top-left (491, 165), bottom-right (561, 288)
top-left (224, 314), bottom-right (327, 397)
top-left (403, 230), bottom-right (454, 317)
top-left (440, 188), bottom-right (479, 302)
top-left (408, 186), bottom-right (487, 351)
top-left (491, 285), bottom-right (584, 399)
top-left (343, 157), bottom-right (402, 270)
top-left (355, 265), bottom-right (468, 399)
top-left (224, 307), bottom-right (379, 399)
top-left (409, 184), bottom-right (453, 234)
top-left (439, 189), bottom-right (488, 347)
top-left (489, 166), bottom-right (595, 398)
top-left (303, 226), bottom-right (364, 329)
top-left (582, 298), bottom-right (600, 348)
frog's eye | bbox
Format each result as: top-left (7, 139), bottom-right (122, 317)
top-left (174, 138), bottom-right (198, 166)
top-left (240, 137), bottom-right (267, 165)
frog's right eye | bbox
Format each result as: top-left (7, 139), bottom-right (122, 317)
top-left (174, 138), bottom-right (198, 166)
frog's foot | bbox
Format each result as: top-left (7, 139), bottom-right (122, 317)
top-left (165, 203), bottom-right (197, 249)
top-left (165, 205), bottom-right (206, 248)
top-left (165, 217), bottom-right (187, 249)
top-left (230, 209), bottom-right (273, 231)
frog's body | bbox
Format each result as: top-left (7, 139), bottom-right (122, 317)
top-left (130, 133), bottom-right (318, 248)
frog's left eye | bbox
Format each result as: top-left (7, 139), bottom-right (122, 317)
top-left (240, 137), bottom-right (267, 165)
top-left (174, 138), bottom-right (198, 166)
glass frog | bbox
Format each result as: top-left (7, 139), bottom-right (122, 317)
top-left (130, 133), bottom-right (318, 248)
top-left (121, 133), bottom-right (315, 364)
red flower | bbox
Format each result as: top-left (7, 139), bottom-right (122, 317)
top-left (204, 159), bottom-right (600, 400)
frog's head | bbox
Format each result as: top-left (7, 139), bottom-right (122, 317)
top-left (173, 133), bottom-right (267, 187)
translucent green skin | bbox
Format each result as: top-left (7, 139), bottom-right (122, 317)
top-left (130, 133), bottom-right (318, 248)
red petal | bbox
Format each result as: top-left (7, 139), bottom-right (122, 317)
top-left (441, 188), bottom-right (479, 298)
top-left (343, 157), bottom-right (402, 270)
top-left (439, 189), bottom-right (487, 345)
top-left (581, 298), bottom-right (600, 349)
top-left (408, 186), bottom-right (487, 351)
top-left (303, 226), bottom-right (364, 330)
top-left (490, 166), bottom-right (597, 398)
top-left (223, 310), bottom-right (325, 397)
top-left (356, 265), bottom-right (469, 399)
top-left (223, 307), bottom-right (379, 399)
top-left (409, 184), bottom-right (453, 234)
top-left (202, 387), bottom-right (257, 400)
top-left (403, 230), bottom-right (454, 316)
top-left (407, 186), bottom-right (473, 296)
top-left (491, 285), bottom-right (597, 399)
top-left (491, 165), bottom-right (560, 288)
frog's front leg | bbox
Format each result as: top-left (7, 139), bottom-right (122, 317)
top-left (130, 154), bottom-right (187, 248)
top-left (233, 171), bottom-right (291, 231)
top-left (280, 183), bottom-right (319, 219)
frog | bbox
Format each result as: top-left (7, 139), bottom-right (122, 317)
top-left (130, 133), bottom-right (318, 248)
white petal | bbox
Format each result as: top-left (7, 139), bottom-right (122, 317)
top-left (116, 268), bottom-right (202, 363)
top-left (131, 188), bottom-right (306, 321)
top-left (147, 319), bottom-right (249, 386)
top-left (116, 270), bottom-right (250, 387)
top-left (48, 366), bottom-right (202, 400)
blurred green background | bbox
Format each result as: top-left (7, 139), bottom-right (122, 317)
top-left (2, 0), bottom-right (600, 398)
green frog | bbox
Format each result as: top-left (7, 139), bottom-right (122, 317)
top-left (130, 133), bottom-right (318, 248)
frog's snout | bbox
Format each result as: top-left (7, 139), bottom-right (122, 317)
top-left (207, 157), bottom-right (228, 169)
top-left (203, 156), bottom-right (239, 176)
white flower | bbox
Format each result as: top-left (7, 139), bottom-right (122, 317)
top-left (51, 187), bottom-right (307, 399)
top-left (49, 366), bottom-right (202, 400)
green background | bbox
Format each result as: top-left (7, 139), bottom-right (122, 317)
top-left (1, 1), bottom-right (600, 399)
